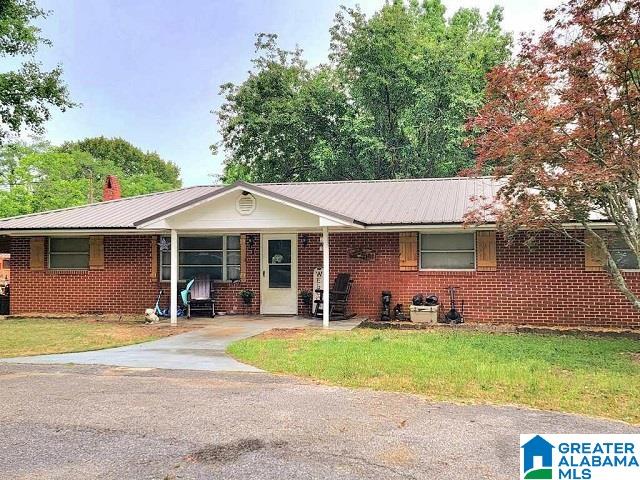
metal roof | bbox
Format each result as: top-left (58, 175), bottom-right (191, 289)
top-left (0, 177), bottom-right (501, 230)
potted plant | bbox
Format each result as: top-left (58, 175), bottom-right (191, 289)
top-left (300, 289), bottom-right (313, 316)
top-left (239, 289), bottom-right (255, 306)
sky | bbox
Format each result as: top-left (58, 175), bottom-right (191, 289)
top-left (23, 0), bottom-right (558, 187)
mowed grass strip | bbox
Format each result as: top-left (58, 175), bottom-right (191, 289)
top-left (228, 329), bottom-right (640, 424)
top-left (0, 318), bottom-right (184, 358)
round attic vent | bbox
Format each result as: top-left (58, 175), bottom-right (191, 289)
top-left (236, 193), bottom-right (256, 215)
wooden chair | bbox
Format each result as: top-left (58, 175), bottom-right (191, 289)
top-left (183, 274), bottom-right (215, 318)
top-left (313, 273), bottom-right (355, 320)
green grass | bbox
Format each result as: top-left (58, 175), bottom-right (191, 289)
top-left (228, 329), bottom-right (640, 424)
top-left (0, 318), bottom-right (177, 358)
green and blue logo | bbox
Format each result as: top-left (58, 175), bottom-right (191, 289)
top-left (520, 434), bottom-right (640, 480)
top-left (521, 435), bottom-right (554, 479)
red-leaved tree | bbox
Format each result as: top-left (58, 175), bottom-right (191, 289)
top-left (468, 0), bottom-right (640, 309)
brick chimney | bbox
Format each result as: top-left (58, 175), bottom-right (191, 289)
top-left (103, 175), bottom-right (121, 201)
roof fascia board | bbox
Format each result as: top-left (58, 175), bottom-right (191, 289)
top-left (362, 221), bottom-right (617, 231)
top-left (1, 229), bottom-right (166, 236)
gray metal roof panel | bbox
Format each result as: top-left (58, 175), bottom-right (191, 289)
top-left (0, 177), bottom-right (501, 230)
top-left (0, 186), bottom-right (220, 229)
top-left (258, 177), bottom-right (501, 225)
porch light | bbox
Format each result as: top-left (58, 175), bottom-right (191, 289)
top-left (301, 234), bottom-right (309, 247)
top-left (246, 234), bottom-right (256, 249)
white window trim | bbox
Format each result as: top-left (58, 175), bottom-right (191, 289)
top-left (159, 234), bottom-right (241, 283)
top-left (419, 232), bottom-right (477, 272)
top-left (48, 237), bottom-right (90, 270)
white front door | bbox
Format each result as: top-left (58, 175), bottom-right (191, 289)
top-left (260, 234), bottom-right (298, 315)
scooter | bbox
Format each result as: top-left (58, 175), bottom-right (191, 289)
top-left (443, 286), bottom-right (464, 324)
top-left (153, 290), bottom-right (185, 317)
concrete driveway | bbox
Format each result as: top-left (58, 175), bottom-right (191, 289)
top-left (0, 316), bottom-right (361, 372)
top-left (0, 363), bottom-right (637, 480)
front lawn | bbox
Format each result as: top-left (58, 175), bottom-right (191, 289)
top-left (0, 318), bottom-right (189, 358)
top-left (228, 329), bottom-right (640, 424)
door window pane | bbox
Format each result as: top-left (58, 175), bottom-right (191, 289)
top-left (269, 264), bottom-right (291, 288)
top-left (268, 240), bottom-right (291, 264)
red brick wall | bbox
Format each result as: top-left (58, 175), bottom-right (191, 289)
top-left (295, 231), bottom-right (640, 329)
top-left (10, 236), bottom-right (158, 315)
top-left (10, 231), bottom-right (640, 328)
top-left (9, 235), bottom-right (262, 316)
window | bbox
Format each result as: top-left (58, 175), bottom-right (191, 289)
top-left (160, 235), bottom-right (241, 282)
top-left (420, 233), bottom-right (475, 270)
top-left (609, 235), bottom-right (639, 270)
top-left (49, 237), bottom-right (90, 269)
top-left (2, 259), bottom-right (9, 269)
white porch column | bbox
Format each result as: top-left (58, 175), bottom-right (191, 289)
top-left (322, 226), bottom-right (330, 328)
top-left (170, 229), bottom-right (178, 326)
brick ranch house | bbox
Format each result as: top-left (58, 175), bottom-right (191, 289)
top-left (0, 176), bottom-right (638, 329)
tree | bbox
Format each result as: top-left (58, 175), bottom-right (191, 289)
top-left (330, 0), bottom-right (511, 178)
top-left (59, 136), bottom-right (181, 196)
top-left (468, 0), bottom-right (640, 309)
top-left (218, 34), bottom-right (376, 183)
top-left (0, 138), bottom-right (182, 217)
top-left (0, 142), bottom-right (114, 216)
top-left (217, 1), bottom-right (511, 182)
top-left (0, 0), bottom-right (74, 144)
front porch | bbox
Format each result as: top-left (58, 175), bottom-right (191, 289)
top-left (137, 183), bottom-right (365, 328)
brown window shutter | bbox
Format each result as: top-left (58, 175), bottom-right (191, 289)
top-left (399, 232), bottom-right (418, 271)
top-left (89, 236), bottom-right (105, 270)
top-left (240, 234), bottom-right (247, 282)
top-left (150, 236), bottom-right (158, 279)
top-left (476, 231), bottom-right (497, 271)
top-left (30, 237), bottom-right (45, 271)
top-left (585, 230), bottom-right (606, 271)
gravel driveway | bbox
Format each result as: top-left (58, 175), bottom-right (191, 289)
top-left (1, 364), bottom-right (637, 480)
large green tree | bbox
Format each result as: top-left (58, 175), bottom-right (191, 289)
top-left (218, 34), bottom-right (378, 183)
top-left (59, 136), bottom-right (181, 196)
top-left (218, 0), bottom-right (511, 182)
top-left (0, 0), bottom-right (74, 144)
top-left (0, 138), bottom-right (182, 217)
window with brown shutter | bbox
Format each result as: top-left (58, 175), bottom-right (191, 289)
top-left (240, 234), bottom-right (247, 282)
top-left (399, 232), bottom-right (418, 271)
top-left (476, 231), bottom-right (497, 271)
top-left (89, 236), bottom-right (104, 270)
top-left (30, 237), bottom-right (45, 271)
top-left (584, 230), bottom-right (606, 271)
top-left (150, 236), bottom-right (158, 279)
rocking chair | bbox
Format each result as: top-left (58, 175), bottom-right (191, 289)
top-left (313, 272), bottom-right (355, 320)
